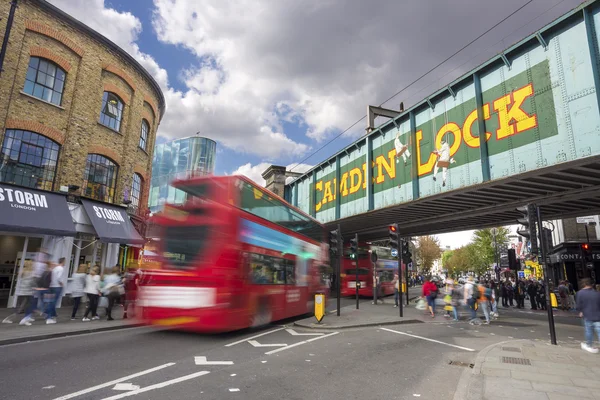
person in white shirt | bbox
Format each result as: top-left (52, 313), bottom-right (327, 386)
top-left (83, 266), bottom-right (101, 321)
top-left (46, 257), bottom-right (65, 324)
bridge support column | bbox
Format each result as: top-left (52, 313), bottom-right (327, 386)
top-left (366, 137), bottom-right (374, 210)
top-left (473, 73), bottom-right (491, 182)
top-left (262, 165), bottom-right (302, 200)
top-left (335, 156), bottom-right (341, 219)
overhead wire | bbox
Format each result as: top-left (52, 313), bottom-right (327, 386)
top-left (288, 0), bottom-right (537, 173)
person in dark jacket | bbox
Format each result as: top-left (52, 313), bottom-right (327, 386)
top-left (576, 278), bottom-right (600, 354)
top-left (527, 280), bottom-right (538, 310)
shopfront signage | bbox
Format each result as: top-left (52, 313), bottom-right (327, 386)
top-left (0, 183), bottom-right (76, 236)
top-left (81, 199), bottom-right (144, 245)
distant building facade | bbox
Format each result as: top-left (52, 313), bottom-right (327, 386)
top-left (149, 136), bottom-right (216, 212)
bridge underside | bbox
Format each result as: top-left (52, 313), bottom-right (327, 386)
top-left (325, 156), bottom-right (600, 241)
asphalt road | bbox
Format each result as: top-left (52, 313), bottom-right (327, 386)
top-left (0, 293), bottom-right (585, 400)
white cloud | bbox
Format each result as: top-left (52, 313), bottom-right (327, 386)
top-left (232, 163), bottom-right (313, 187)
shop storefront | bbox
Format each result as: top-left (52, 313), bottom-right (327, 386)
top-left (549, 241), bottom-right (600, 291)
top-left (0, 182), bottom-right (76, 307)
top-left (1, 182), bottom-right (146, 308)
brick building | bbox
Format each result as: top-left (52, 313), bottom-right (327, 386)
top-left (0, 0), bottom-right (165, 308)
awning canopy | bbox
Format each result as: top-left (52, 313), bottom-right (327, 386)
top-left (81, 199), bottom-right (144, 245)
top-left (0, 183), bottom-right (76, 236)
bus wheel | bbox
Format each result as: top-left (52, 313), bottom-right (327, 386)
top-left (251, 299), bottom-right (272, 328)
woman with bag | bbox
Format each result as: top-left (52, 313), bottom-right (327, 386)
top-left (82, 266), bottom-right (101, 322)
top-left (102, 266), bottom-right (124, 321)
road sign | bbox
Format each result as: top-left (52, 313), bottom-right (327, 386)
top-left (408, 262), bottom-right (413, 270)
top-left (314, 293), bottom-right (325, 323)
top-left (577, 216), bottom-right (596, 224)
top-left (391, 248), bottom-right (398, 257)
top-left (518, 271), bottom-right (525, 278)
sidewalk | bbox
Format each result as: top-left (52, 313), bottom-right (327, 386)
top-left (453, 339), bottom-right (600, 400)
top-left (0, 305), bottom-right (141, 346)
top-left (295, 295), bottom-right (428, 329)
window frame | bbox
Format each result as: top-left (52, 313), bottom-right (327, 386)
top-left (23, 57), bottom-right (66, 106)
top-left (99, 91), bottom-right (124, 132)
top-left (139, 119), bottom-right (149, 151)
top-left (131, 172), bottom-right (143, 208)
top-left (0, 129), bottom-right (61, 191)
top-left (82, 153), bottom-right (119, 203)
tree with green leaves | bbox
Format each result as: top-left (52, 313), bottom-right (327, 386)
top-left (416, 235), bottom-right (442, 276)
top-left (471, 227), bottom-right (509, 273)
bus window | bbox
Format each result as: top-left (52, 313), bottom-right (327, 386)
top-left (248, 253), bottom-right (293, 285)
top-left (346, 268), bottom-right (370, 275)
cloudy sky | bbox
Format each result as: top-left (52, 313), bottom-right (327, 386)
top-left (48, 0), bottom-right (582, 246)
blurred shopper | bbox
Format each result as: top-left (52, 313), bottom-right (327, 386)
top-left (70, 264), bottom-right (87, 320)
top-left (422, 278), bottom-right (438, 318)
top-left (527, 280), bottom-right (538, 310)
top-left (576, 278), bottom-right (600, 354)
top-left (392, 273), bottom-right (400, 308)
top-left (464, 276), bottom-right (479, 324)
top-left (123, 267), bottom-right (139, 319)
top-left (103, 267), bottom-right (124, 321)
top-left (45, 258), bottom-right (65, 324)
top-left (490, 281), bottom-right (499, 318)
top-left (3, 261), bottom-right (34, 324)
top-left (478, 283), bottom-right (492, 324)
top-left (83, 266), bottom-right (101, 321)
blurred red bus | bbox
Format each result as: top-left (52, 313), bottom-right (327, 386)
top-left (340, 244), bottom-right (404, 298)
top-left (137, 175), bottom-right (327, 333)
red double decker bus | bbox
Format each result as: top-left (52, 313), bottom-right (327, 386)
top-left (340, 244), bottom-right (404, 298)
top-left (138, 175), bottom-right (327, 333)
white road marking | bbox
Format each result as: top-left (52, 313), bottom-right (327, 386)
top-left (225, 327), bottom-right (285, 347)
top-left (194, 356), bottom-right (234, 366)
top-left (53, 363), bottom-right (176, 400)
top-left (229, 388), bottom-right (240, 392)
top-left (100, 371), bottom-right (210, 400)
top-left (230, 374), bottom-right (237, 377)
top-left (265, 332), bottom-right (340, 355)
top-left (112, 384), bottom-right (139, 391)
top-left (43, 386), bottom-right (55, 389)
top-left (261, 361), bottom-right (267, 363)
top-left (305, 360), bottom-right (311, 362)
top-left (248, 340), bottom-right (287, 348)
top-left (286, 328), bottom-right (325, 336)
top-left (381, 328), bottom-right (475, 352)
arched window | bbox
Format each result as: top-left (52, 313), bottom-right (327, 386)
top-left (99, 92), bottom-right (124, 132)
top-left (139, 119), bottom-right (149, 151)
top-left (131, 173), bottom-right (143, 207)
top-left (23, 57), bottom-right (66, 106)
top-left (83, 154), bottom-right (118, 203)
top-left (0, 130), bottom-right (60, 190)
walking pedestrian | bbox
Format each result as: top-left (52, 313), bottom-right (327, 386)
top-left (392, 273), bottom-right (400, 308)
top-left (82, 266), bottom-right (101, 321)
top-left (576, 278), bottom-right (600, 354)
top-left (422, 278), bottom-right (438, 318)
top-left (70, 264), bottom-right (87, 320)
top-left (103, 267), bottom-right (124, 321)
top-left (45, 258), bottom-right (65, 324)
top-left (3, 261), bottom-right (35, 324)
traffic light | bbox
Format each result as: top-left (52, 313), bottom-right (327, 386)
top-left (329, 229), bottom-right (340, 256)
top-left (581, 243), bottom-right (592, 262)
top-left (508, 248), bottom-right (518, 270)
top-left (401, 238), bottom-right (412, 264)
top-left (516, 204), bottom-right (538, 255)
top-left (349, 234), bottom-right (358, 260)
top-left (389, 224), bottom-right (399, 250)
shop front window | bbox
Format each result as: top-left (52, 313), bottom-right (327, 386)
top-left (0, 129), bottom-right (60, 190)
top-left (82, 154), bottom-right (118, 203)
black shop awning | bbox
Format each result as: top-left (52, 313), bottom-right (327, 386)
top-left (81, 199), bottom-right (144, 245)
top-left (0, 183), bottom-right (76, 236)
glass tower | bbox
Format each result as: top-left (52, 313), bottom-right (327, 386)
top-left (149, 136), bottom-right (216, 212)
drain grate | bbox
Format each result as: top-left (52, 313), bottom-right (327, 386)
top-left (449, 361), bottom-right (474, 368)
top-left (502, 357), bottom-right (531, 365)
top-left (502, 347), bottom-right (521, 353)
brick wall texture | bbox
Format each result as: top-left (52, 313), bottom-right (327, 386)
top-left (0, 0), bottom-right (164, 212)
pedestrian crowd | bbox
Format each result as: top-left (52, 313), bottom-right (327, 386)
top-left (2, 248), bottom-right (139, 326)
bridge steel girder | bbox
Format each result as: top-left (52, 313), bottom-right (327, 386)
top-left (283, 0), bottom-right (600, 239)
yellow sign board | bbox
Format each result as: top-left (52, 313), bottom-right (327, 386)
top-left (314, 293), bottom-right (325, 323)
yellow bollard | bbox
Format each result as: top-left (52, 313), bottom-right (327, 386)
top-left (550, 292), bottom-right (558, 308)
top-left (314, 293), bottom-right (325, 323)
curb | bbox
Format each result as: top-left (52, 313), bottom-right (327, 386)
top-left (293, 319), bottom-right (423, 330)
top-left (452, 339), bottom-right (533, 400)
top-left (0, 323), bottom-right (143, 346)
